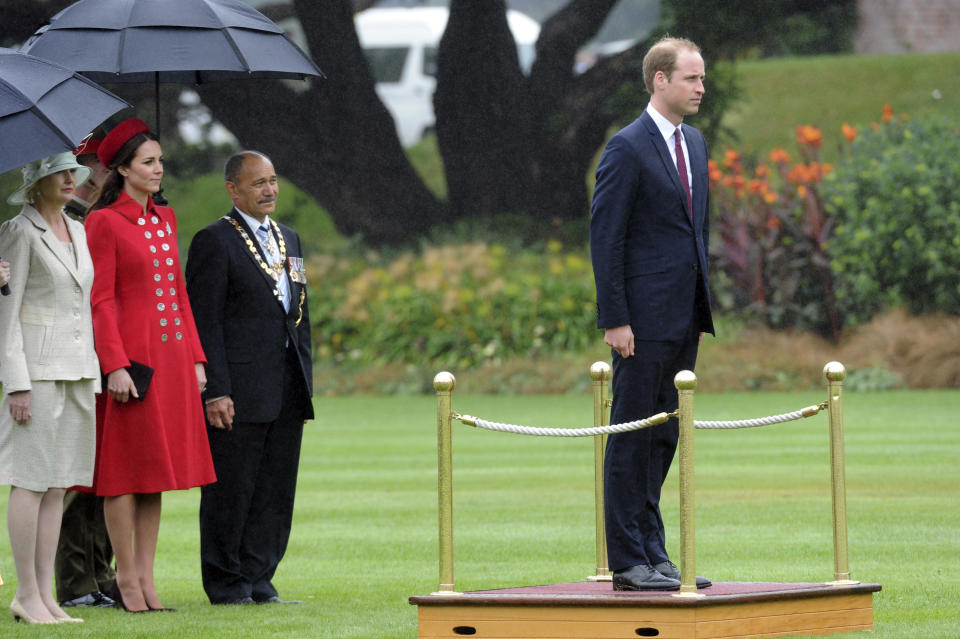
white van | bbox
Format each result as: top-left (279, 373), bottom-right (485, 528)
top-left (356, 7), bottom-right (540, 147)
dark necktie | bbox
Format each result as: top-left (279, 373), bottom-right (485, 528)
top-left (675, 127), bottom-right (693, 222)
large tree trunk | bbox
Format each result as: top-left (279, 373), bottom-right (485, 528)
top-left (433, 0), bottom-right (532, 220)
top-left (435, 0), bottom-right (647, 229)
top-left (524, 0), bottom-right (634, 224)
top-left (197, 0), bottom-right (446, 245)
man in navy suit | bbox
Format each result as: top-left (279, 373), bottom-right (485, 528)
top-left (186, 151), bottom-right (313, 604)
top-left (590, 37), bottom-right (715, 591)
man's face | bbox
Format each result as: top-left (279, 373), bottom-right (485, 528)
top-left (226, 155), bottom-right (278, 221)
top-left (654, 49), bottom-right (705, 124)
top-left (75, 155), bottom-right (109, 203)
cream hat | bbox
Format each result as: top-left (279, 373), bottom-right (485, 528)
top-left (7, 152), bottom-right (92, 205)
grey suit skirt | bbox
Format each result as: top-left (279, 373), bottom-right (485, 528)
top-left (0, 379), bottom-right (96, 491)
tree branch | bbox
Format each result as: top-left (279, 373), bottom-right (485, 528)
top-left (197, 0), bottom-right (446, 245)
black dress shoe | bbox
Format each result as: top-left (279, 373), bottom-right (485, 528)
top-left (653, 560), bottom-right (712, 589)
top-left (213, 597), bottom-right (256, 605)
top-left (612, 564), bottom-right (681, 591)
top-left (61, 592), bottom-right (116, 608)
top-left (256, 596), bottom-right (303, 604)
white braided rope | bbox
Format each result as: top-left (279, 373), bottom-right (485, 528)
top-left (694, 410), bottom-right (808, 429)
top-left (467, 414), bottom-right (668, 437)
top-left (460, 404), bottom-right (824, 437)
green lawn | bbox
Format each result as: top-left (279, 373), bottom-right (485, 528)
top-left (1, 387), bottom-right (958, 637)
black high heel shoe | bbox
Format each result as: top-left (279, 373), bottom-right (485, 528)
top-left (110, 582), bottom-right (148, 613)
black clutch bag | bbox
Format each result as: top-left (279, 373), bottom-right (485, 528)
top-left (126, 360), bottom-right (154, 401)
top-left (104, 360), bottom-right (154, 401)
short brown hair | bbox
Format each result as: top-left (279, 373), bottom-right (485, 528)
top-left (642, 36), bottom-right (701, 94)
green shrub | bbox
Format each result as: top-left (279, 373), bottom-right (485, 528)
top-left (844, 366), bottom-right (904, 391)
top-left (825, 114), bottom-right (960, 324)
top-left (710, 131), bottom-right (842, 340)
top-left (307, 241), bottom-right (598, 372)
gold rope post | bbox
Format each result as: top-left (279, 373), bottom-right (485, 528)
top-left (433, 371), bottom-right (461, 595)
top-left (673, 370), bottom-right (704, 598)
top-left (588, 361), bottom-right (612, 581)
top-left (824, 362), bottom-right (858, 586)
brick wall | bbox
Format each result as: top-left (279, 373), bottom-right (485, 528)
top-left (855, 0), bottom-right (960, 53)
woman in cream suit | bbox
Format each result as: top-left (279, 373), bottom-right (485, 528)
top-left (0, 152), bottom-right (101, 625)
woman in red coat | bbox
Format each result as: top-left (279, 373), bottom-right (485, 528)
top-left (86, 119), bottom-right (216, 613)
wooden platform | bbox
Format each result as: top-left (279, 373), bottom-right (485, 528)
top-left (410, 580), bottom-right (881, 639)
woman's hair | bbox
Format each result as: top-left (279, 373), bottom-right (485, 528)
top-left (24, 182), bottom-right (42, 205)
top-left (91, 130), bottom-right (160, 211)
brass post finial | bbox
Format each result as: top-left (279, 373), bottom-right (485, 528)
top-left (434, 371), bottom-right (456, 392)
top-left (589, 361), bottom-right (611, 382)
top-left (674, 369), bottom-right (697, 390)
top-left (824, 361), bottom-right (846, 382)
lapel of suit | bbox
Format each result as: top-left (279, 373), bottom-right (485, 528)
top-left (23, 206), bottom-right (82, 285)
top-left (641, 112), bottom-right (693, 226)
top-left (227, 208), bottom-right (288, 313)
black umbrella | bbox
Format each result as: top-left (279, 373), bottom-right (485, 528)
top-left (0, 47), bottom-right (130, 175)
top-left (21, 0), bottom-right (323, 136)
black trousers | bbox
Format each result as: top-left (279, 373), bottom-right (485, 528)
top-left (603, 321), bottom-right (700, 572)
top-left (55, 491), bottom-right (115, 602)
top-left (200, 347), bottom-right (307, 603)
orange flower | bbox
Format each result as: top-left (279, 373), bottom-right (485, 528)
top-left (806, 162), bottom-right (824, 183)
top-left (787, 163), bottom-right (809, 184)
top-left (765, 215), bottom-right (781, 229)
top-left (797, 185), bottom-right (808, 198)
top-left (723, 149), bottom-right (742, 171)
top-left (748, 179), bottom-right (765, 194)
top-left (882, 103), bottom-right (893, 123)
top-left (769, 148), bottom-right (791, 164)
top-left (708, 159), bottom-right (723, 184)
top-left (841, 123), bottom-right (857, 143)
top-left (754, 164), bottom-right (770, 178)
top-left (795, 125), bottom-right (823, 148)
top-left (763, 191), bottom-right (779, 205)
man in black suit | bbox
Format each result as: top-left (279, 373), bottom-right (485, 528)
top-left (590, 37), bottom-right (714, 591)
top-left (186, 151), bottom-right (313, 605)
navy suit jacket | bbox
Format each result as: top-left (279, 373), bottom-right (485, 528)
top-left (185, 209), bottom-right (313, 424)
top-left (591, 111), bottom-right (714, 342)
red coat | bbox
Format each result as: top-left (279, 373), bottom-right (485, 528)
top-left (86, 192), bottom-right (215, 496)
